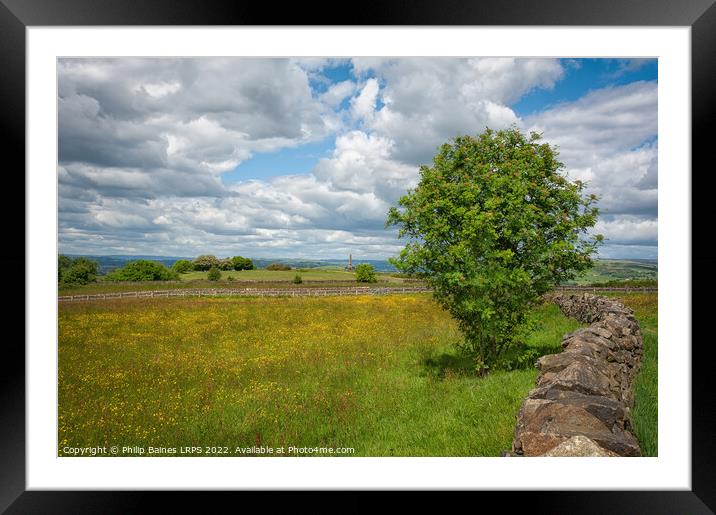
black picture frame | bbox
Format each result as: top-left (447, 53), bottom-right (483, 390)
top-left (3, 0), bottom-right (714, 512)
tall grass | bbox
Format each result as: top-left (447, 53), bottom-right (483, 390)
top-left (605, 292), bottom-right (658, 457)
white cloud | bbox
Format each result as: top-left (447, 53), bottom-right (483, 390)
top-left (525, 81), bottom-right (658, 222)
top-left (594, 216), bottom-right (658, 246)
top-left (320, 80), bottom-right (357, 108)
top-left (351, 58), bottom-right (564, 164)
top-left (135, 80), bottom-right (181, 98)
top-left (350, 78), bottom-right (380, 123)
top-left (313, 131), bottom-right (417, 201)
top-left (525, 81), bottom-right (657, 170)
top-left (58, 58), bottom-right (333, 190)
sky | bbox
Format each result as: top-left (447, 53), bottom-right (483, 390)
top-left (58, 57), bottom-right (658, 260)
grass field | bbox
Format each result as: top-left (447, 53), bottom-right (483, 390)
top-left (179, 268), bottom-right (364, 281)
top-left (567, 259), bottom-right (658, 285)
top-left (58, 269), bottom-right (415, 296)
top-left (59, 258), bottom-right (657, 295)
top-left (604, 292), bottom-right (658, 457)
top-left (58, 294), bottom-right (584, 457)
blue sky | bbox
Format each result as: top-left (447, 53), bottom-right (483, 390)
top-left (513, 58), bottom-right (657, 116)
top-left (222, 137), bottom-right (335, 181)
top-left (58, 57), bottom-right (657, 259)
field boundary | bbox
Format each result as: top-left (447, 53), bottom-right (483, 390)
top-left (554, 286), bottom-right (657, 293)
top-left (58, 286), bottom-right (433, 302)
top-left (510, 292), bottom-right (644, 457)
top-left (57, 285), bottom-right (657, 302)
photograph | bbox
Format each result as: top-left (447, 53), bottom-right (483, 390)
top-left (56, 56), bottom-right (658, 459)
top-left (5, 1), bottom-right (709, 507)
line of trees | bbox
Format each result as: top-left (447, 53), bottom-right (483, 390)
top-left (58, 254), bottom-right (256, 285)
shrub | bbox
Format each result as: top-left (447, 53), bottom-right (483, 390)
top-left (231, 255), bottom-right (255, 271)
top-left (192, 255), bottom-right (220, 271)
top-left (387, 127), bottom-right (601, 373)
top-left (355, 263), bottom-right (377, 283)
top-left (106, 260), bottom-right (179, 281)
top-left (60, 256), bottom-right (100, 285)
top-left (171, 259), bottom-right (193, 274)
top-left (266, 263), bottom-right (291, 271)
top-left (207, 266), bottom-right (221, 281)
top-left (227, 275), bottom-right (235, 281)
top-left (293, 274), bottom-right (303, 284)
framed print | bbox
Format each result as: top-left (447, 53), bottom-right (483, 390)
top-left (4, 0), bottom-right (715, 512)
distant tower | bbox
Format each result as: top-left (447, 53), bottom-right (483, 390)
top-left (346, 254), bottom-right (354, 271)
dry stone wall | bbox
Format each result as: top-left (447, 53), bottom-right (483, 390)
top-left (511, 293), bottom-right (644, 457)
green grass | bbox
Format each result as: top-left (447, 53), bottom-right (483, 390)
top-left (59, 269), bottom-right (415, 296)
top-left (587, 279), bottom-right (658, 288)
top-left (58, 294), bottom-right (582, 457)
top-left (566, 259), bottom-right (658, 285)
top-left (178, 268), bottom-right (367, 281)
top-left (604, 292), bottom-right (658, 457)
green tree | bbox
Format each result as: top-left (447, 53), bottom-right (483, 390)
top-left (60, 256), bottom-right (100, 285)
top-left (106, 260), bottom-right (179, 281)
top-left (192, 255), bottom-right (220, 271)
top-left (355, 263), bottom-right (377, 283)
top-left (171, 259), bottom-right (193, 274)
top-left (58, 254), bottom-right (73, 282)
top-left (207, 266), bottom-right (221, 281)
top-left (386, 127), bottom-right (602, 373)
top-left (231, 255), bottom-right (255, 271)
top-left (292, 273), bottom-right (303, 284)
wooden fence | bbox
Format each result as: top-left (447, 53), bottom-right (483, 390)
top-left (58, 286), bottom-right (433, 302)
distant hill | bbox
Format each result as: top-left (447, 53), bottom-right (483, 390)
top-left (565, 259), bottom-right (658, 285)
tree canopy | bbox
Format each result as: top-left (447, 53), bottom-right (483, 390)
top-left (192, 255), bottom-right (220, 271)
top-left (231, 255), bottom-right (255, 271)
top-left (171, 259), bottom-right (193, 274)
top-left (58, 255), bottom-right (100, 285)
top-left (386, 127), bottom-right (602, 372)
